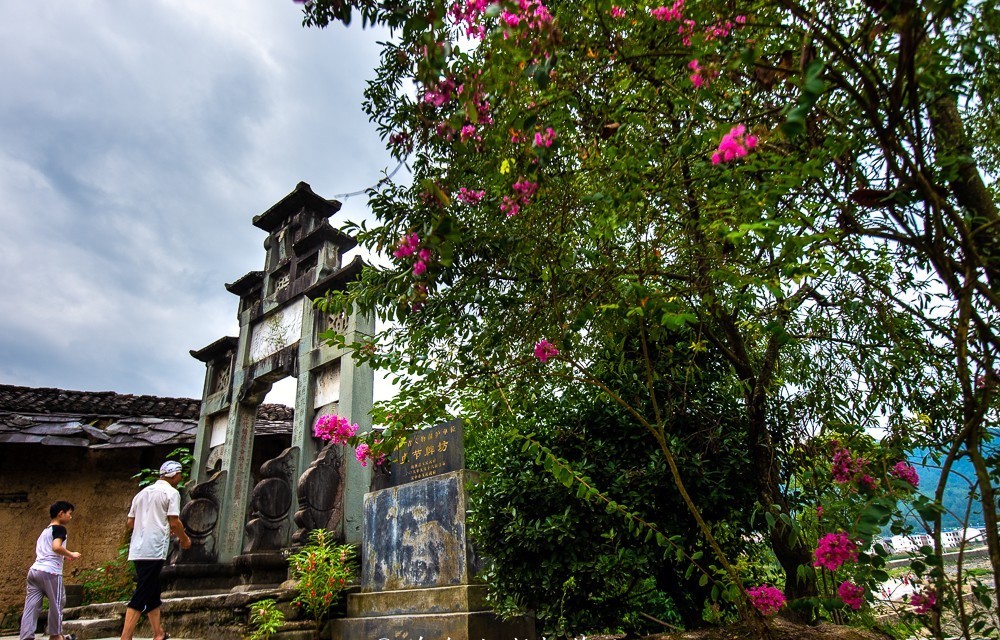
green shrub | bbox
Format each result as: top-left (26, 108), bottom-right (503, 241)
top-left (288, 529), bottom-right (356, 624)
top-left (246, 598), bottom-right (285, 640)
top-left (78, 543), bottom-right (135, 605)
top-left (467, 369), bottom-right (759, 636)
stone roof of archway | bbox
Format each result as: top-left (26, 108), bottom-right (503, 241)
top-left (0, 384), bottom-right (292, 448)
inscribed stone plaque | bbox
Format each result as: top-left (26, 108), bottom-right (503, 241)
top-left (249, 298), bottom-right (304, 362)
top-left (313, 362), bottom-right (341, 408)
top-left (389, 419), bottom-right (464, 487)
top-left (209, 414), bottom-right (229, 448)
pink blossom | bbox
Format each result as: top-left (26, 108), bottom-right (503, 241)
top-left (513, 179), bottom-right (539, 198)
top-left (313, 414), bottom-right (359, 445)
top-left (457, 188), bottom-right (486, 204)
top-left (832, 448), bottom-right (859, 482)
top-left (746, 585), bottom-right (785, 616)
top-left (355, 443), bottom-right (372, 466)
top-left (678, 19), bottom-right (696, 46)
top-left (909, 589), bottom-right (936, 614)
top-left (534, 127), bottom-right (557, 147)
top-left (650, 0), bottom-right (684, 22)
top-left (838, 581), bottom-right (865, 610)
top-left (814, 532), bottom-right (858, 572)
top-left (422, 77), bottom-right (458, 107)
top-left (890, 461), bottom-right (920, 488)
top-left (610, 6), bottom-right (625, 18)
top-left (502, 178), bottom-right (538, 217)
top-left (687, 59), bottom-right (719, 89)
top-left (413, 260), bottom-right (428, 276)
top-left (388, 131), bottom-right (411, 149)
top-left (449, 0), bottom-right (493, 39)
top-left (393, 232), bottom-right (420, 259)
top-left (501, 196), bottom-right (520, 218)
top-left (418, 248), bottom-right (433, 262)
top-left (500, 0), bottom-right (553, 33)
top-left (712, 124), bottom-right (758, 164)
top-left (860, 474), bottom-right (877, 491)
top-left (534, 339), bottom-right (559, 363)
top-left (501, 9), bottom-right (521, 26)
top-left (460, 124), bottom-right (481, 142)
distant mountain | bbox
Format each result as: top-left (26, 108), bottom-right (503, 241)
top-left (903, 450), bottom-right (985, 530)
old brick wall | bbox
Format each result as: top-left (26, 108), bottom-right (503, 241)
top-left (0, 444), bottom-right (168, 615)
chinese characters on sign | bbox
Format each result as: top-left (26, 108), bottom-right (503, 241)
top-left (389, 419), bottom-right (464, 487)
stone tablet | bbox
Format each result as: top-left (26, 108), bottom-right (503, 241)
top-left (389, 419), bottom-right (464, 487)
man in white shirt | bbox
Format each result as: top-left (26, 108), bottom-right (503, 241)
top-left (119, 461), bottom-right (191, 640)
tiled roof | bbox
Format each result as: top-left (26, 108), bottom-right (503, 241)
top-left (0, 384), bottom-right (293, 449)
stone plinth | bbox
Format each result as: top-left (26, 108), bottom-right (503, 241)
top-left (338, 470), bottom-right (535, 640)
top-left (362, 470), bottom-right (481, 591)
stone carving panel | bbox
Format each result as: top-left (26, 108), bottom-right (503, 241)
top-left (292, 443), bottom-right (345, 544)
top-left (243, 447), bottom-right (299, 553)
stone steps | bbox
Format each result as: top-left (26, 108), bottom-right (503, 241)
top-left (60, 587), bottom-right (301, 640)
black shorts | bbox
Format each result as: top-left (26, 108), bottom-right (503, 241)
top-left (128, 560), bottom-right (165, 613)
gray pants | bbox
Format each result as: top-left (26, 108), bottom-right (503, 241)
top-left (19, 568), bottom-right (65, 640)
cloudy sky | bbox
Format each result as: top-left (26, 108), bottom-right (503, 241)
top-left (0, 2), bottom-right (397, 404)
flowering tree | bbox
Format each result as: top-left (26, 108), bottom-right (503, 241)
top-left (300, 0), bottom-right (1000, 630)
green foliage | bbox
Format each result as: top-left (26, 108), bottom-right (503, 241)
top-left (467, 357), bottom-right (758, 634)
top-left (246, 598), bottom-right (285, 640)
top-left (300, 0), bottom-right (1000, 634)
top-left (132, 446), bottom-right (193, 488)
top-left (288, 529), bottom-right (356, 624)
top-left (77, 542), bottom-right (135, 605)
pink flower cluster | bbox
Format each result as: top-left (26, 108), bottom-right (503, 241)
top-left (448, 0), bottom-right (495, 39)
top-left (394, 232), bottom-right (434, 277)
top-left (460, 124), bottom-right (481, 142)
top-left (354, 442), bottom-right (387, 467)
top-left (314, 414), bottom-right (358, 445)
top-left (456, 187), bottom-right (486, 204)
top-left (838, 581), bottom-right (865, 610)
top-left (814, 532), bottom-right (858, 572)
top-left (745, 585), bottom-right (786, 616)
top-left (610, 6), bottom-right (625, 18)
top-left (831, 448), bottom-right (860, 482)
top-left (534, 127), bottom-right (557, 147)
top-left (534, 339), bottom-right (559, 363)
top-left (711, 124), bottom-right (758, 164)
top-left (388, 131), bottom-right (412, 153)
top-left (423, 76), bottom-right (458, 107)
top-left (501, 178), bottom-right (539, 217)
top-left (500, 0), bottom-right (553, 31)
top-left (458, 80), bottom-right (494, 125)
top-left (890, 461), bottom-right (920, 488)
top-left (650, 0), bottom-right (684, 22)
top-left (687, 59), bottom-right (719, 89)
top-left (909, 589), bottom-right (936, 615)
top-left (704, 15), bottom-right (746, 41)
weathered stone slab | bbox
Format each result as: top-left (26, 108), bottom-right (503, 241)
top-left (329, 610), bottom-right (535, 640)
top-left (346, 584), bottom-right (487, 618)
top-left (362, 470), bottom-right (480, 591)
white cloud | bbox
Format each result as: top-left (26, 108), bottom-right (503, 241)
top-left (0, 1), bottom-right (394, 401)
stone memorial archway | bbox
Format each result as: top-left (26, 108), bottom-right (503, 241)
top-left (182, 182), bottom-right (373, 567)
